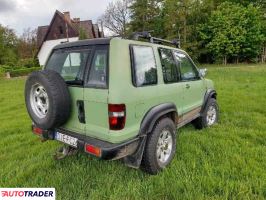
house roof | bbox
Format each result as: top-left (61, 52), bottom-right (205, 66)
top-left (37, 10), bottom-right (103, 50)
top-left (37, 26), bottom-right (49, 48)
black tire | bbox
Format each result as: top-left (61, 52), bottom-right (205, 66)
top-left (25, 69), bottom-right (71, 130)
top-left (141, 118), bottom-right (176, 175)
top-left (193, 98), bottom-right (219, 129)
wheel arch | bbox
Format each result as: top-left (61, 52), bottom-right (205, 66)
top-left (201, 89), bottom-right (217, 113)
top-left (123, 103), bottom-right (178, 169)
top-left (139, 103), bottom-right (178, 136)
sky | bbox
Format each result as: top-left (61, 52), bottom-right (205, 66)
top-left (0, 0), bottom-right (116, 35)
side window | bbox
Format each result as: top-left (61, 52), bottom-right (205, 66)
top-left (131, 45), bottom-right (157, 87)
top-left (158, 48), bottom-right (180, 83)
top-left (173, 51), bottom-right (199, 81)
top-left (87, 47), bottom-right (108, 88)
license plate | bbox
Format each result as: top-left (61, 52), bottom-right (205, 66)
top-left (55, 132), bottom-right (78, 148)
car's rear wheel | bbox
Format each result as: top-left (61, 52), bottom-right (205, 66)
top-left (141, 118), bottom-right (176, 175)
top-left (193, 98), bottom-right (219, 129)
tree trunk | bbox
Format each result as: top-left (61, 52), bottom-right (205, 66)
top-left (223, 56), bottom-right (227, 65)
top-left (262, 44), bottom-right (266, 63)
top-left (183, 19), bottom-right (187, 45)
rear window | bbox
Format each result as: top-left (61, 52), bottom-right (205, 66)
top-left (86, 46), bottom-right (108, 88)
top-left (45, 45), bottom-right (109, 88)
top-left (46, 48), bottom-right (91, 83)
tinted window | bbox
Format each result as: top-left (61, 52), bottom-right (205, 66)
top-left (46, 49), bottom-right (90, 82)
top-left (87, 47), bottom-right (108, 88)
top-left (158, 48), bottom-right (180, 83)
top-left (131, 46), bottom-right (157, 87)
top-left (173, 51), bottom-right (199, 81)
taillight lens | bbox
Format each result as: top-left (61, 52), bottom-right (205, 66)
top-left (32, 126), bottom-right (43, 135)
top-left (85, 144), bottom-right (101, 157)
top-left (108, 104), bottom-right (126, 130)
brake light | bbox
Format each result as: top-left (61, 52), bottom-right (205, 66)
top-left (32, 127), bottom-right (43, 135)
top-left (85, 144), bottom-right (101, 157)
top-left (108, 104), bottom-right (126, 130)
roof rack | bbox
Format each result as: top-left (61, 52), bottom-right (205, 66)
top-left (130, 31), bottom-right (180, 48)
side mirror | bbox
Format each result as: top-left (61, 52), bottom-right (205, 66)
top-left (199, 68), bottom-right (207, 78)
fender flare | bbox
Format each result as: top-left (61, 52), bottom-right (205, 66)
top-left (201, 89), bottom-right (217, 113)
top-left (139, 102), bottom-right (177, 136)
top-left (123, 103), bottom-right (177, 168)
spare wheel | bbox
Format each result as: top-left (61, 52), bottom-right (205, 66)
top-left (25, 69), bottom-right (71, 130)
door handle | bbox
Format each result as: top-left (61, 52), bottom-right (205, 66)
top-left (77, 100), bottom-right (86, 124)
top-left (185, 84), bottom-right (190, 89)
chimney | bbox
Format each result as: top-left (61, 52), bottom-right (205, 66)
top-left (63, 11), bottom-right (71, 22)
top-left (73, 18), bottom-right (80, 23)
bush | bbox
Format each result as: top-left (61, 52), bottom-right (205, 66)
top-left (18, 58), bottom-right (40, 68)
top-left (0, 65), bottom-right (15, 72)
top-left (9, 67), bottom-right (41, 77)
top-left (0, 67), bottom-right (4, 77)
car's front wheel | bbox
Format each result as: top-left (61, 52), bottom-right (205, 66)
top-left (141, 118), bottom-right (177, 175)
top-left (193, 98), bottom-right (219, 129)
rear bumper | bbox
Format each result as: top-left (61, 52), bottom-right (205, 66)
top-left (34, 126), bottom-right (140, 160)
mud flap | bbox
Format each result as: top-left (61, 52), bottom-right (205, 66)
top-left (123, 136), bottom-right (147, 169)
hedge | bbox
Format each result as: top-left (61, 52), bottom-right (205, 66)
top-left (9, 67), bottom-right (41, 77)
top-left (0, 67), bottom-right (5, 77)
top-left (0, 65), bottom-right (20, 72)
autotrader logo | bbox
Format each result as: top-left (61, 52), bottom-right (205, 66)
top-left (0, 188), bottom-right (55, 200)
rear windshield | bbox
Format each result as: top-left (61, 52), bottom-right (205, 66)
top-left (45, 45), bottom-right (108, 88)
top-left (46, 48), bottom-right (91, 83)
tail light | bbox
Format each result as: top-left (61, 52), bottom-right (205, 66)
top-left (108, 104), bottom-right (126, 130)
top-left (32, 126), bottom-right (43, 135)
top-left (85, 144), bottom-right (101, 157)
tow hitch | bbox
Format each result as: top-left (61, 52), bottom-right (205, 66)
top-left (53, 145), bottom-right (78, 160)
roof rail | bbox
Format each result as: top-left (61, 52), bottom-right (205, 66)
top-left (130, 31), bottom-right (180, 48)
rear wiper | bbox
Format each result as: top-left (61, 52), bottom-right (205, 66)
top-left (65, 80), bottom-right (84, 85)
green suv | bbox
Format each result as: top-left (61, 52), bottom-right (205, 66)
top-left (25, 34), bottom-right (219, 174)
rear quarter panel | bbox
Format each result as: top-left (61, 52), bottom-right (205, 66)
top-left (108, 38), bottom-right (183, 143)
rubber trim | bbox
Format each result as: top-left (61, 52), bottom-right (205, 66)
top-left (201, 89), bottom-right (217, 113)
top-left (139, 103), bottom-right (177, 135)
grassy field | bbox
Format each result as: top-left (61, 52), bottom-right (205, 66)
top-left (0, 65), bottom-right (266, 200)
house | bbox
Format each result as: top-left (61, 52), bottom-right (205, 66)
top-left (37, 10), bottom-right (104, 65)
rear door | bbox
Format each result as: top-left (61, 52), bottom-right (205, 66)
top-left (83, 45), bottom-right (109, 140)
top-left (46, 47), bottom-right (92, 134)
top-left (173, 51), bottom-right (205, 114)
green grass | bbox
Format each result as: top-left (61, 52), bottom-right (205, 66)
top-left (0, 65), bottom-right (266, 200)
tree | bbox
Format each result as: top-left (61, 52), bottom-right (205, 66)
top-left (162, 0), bottom-right (218, 56)
top-left (17, 28), bottom-right (37, 59)
top-left (199, 2), bottom-right (264, 64)
top-left (129, 0), bottom-right (164, 37)
top-left (99, 0), bottom-right (132, 36)
top-left (0, 24), bottom-right (18, 66)
top-left (16, 28), bottom-right (39, 67)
